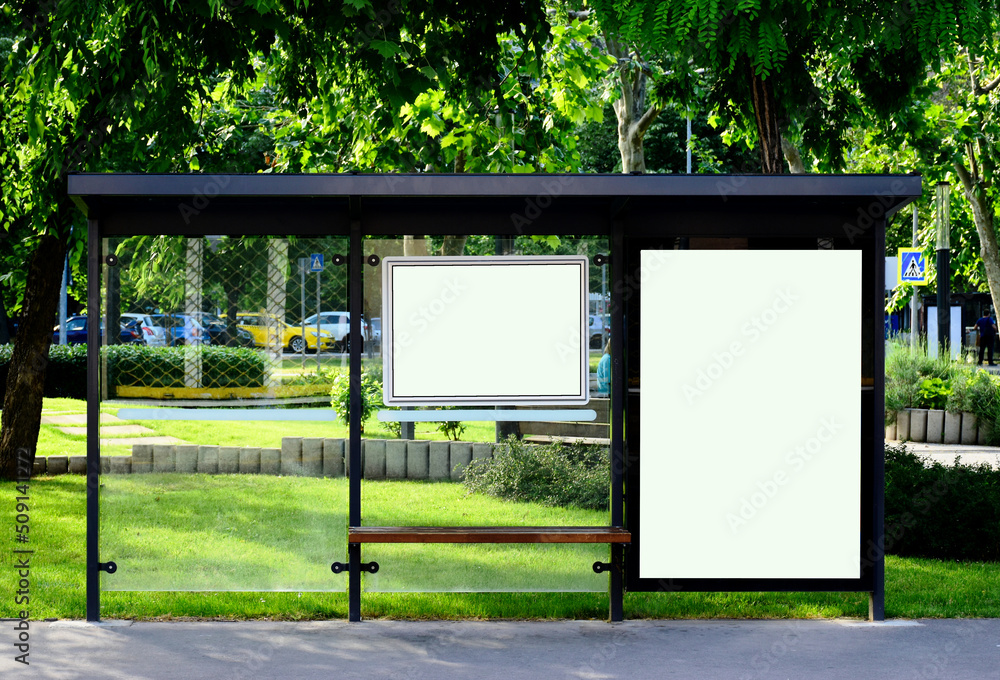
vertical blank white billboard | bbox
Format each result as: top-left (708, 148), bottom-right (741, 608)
top-left (383, 256), bottom-right (589, 406)
top-left (639, 250), bottom-right (861, 580)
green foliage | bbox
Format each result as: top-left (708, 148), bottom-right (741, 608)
top-left (917, 377), bottom-right (951, 411)
top-left (105, 345), bottom-right (267, 390)
top-left (330, 369), bottom-right (383, 435)
top-left (884, 340), bottom-right (960, 418)
top-left (885, 443), bottom-right (1000, 562)
top-left (0, 344), bottom-right (88, 400)
top-left (462, 436), bottom-right (608, 510)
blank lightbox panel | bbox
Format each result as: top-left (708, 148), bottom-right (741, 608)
top-left (382, 256), bottom-right (589, 406)
top-left (639, 250), bottom-right (862, 580)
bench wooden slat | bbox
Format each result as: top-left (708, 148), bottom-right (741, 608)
top-left (348, 526), bottom-right (631, 544)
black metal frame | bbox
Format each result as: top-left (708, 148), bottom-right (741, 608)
top-left (622, 233), bottom-right (882, 603)
top-left (71, 173), bottom-right (917, 623)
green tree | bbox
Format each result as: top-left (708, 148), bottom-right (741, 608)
top-left (591, 0), bottom-right (998, 173)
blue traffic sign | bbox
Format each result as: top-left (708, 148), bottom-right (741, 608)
top-left (310, 254), bottom-right (325, 272)
top-left (898, 248), bottom-right (926, 285)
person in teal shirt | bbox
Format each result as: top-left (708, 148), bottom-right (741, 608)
top-left (597, 340), bottom-right (611, 395)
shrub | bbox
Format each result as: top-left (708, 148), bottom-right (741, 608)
top-left (916, 377), bottom-right (951, 410)
top-left (106, 345), bottom-right (267, 388)
top-left (462, 436), bottom-right (608, 510)
top-left (0, 343), bottom-right (88, 400)
top-left (330, 369), bottom-right (382, 434)
top-left (885, 443), bottom-right (1000, 562)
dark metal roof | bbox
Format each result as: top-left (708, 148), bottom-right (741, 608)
top-left (69, 172), bottom-right (921, 200)
top-left (68, 173), bottom-right (921, 238)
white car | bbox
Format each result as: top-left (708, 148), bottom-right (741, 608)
top-left (119, 313), bottom-right (167, 347)
top-left (302, 312), bottom-right (378, 352)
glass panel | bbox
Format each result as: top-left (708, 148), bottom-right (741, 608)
top-left (99, 235), bottom-right (349, 591)
top-left (362, 544), bottom-right (607, 592)
top-left (361, 235), bottom-right (611, 592)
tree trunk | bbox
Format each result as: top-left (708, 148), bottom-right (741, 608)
top-left (606, 35), bottom-right (659, 173)
top-left (955, 160), bottom-right (1000, 316)
top-left (747, 59), bottom-right (784, 174)
top-left (0, 234), bottom-right (68, 479)
top-left (403, 235), bottom-right (429, 257)
top-left (440, 235), bottom-right (468, 256)
top-left (781, 136), bottom-right (806, 174)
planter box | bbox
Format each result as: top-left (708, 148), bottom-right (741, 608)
top-left (895, 410), bottom-right (910, 441)
top-left (925, 409), bottom-right (945, 443)
top-left (943, 411), bottom-right (962, 444)
top-left (908, 409), bottom-right (928, 442)
top-left (961, 412), bottom-right (978, 445)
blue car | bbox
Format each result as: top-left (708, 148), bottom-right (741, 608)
top-left (51, 316), bottom-right (145, 345)
top-left (149, 314), bottom-right (209, 346)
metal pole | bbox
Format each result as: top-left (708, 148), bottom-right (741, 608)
top-left (911, 204), bottom-right (918, 351)
top-left (685, 110), bottom-right (692, 174)
top-left (86, 217), bottom-right (101, 621)
top-left (299, 258), bottom-right (306, 370)
top-left (349, 216), bottom-right (363, 622)
top-left (316, 269), bottom-right (322, 373)
top-left (936, 183), bottom-right (951, 356)
top-left (870, 217), bottom-right (887, 622)
top-left (59, 254), bottom-right (68, 345)
top-left (609, 221), bottom-right (626, 623)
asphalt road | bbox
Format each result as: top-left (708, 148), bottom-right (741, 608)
top-left (2, 618), bottom-right (999, 679)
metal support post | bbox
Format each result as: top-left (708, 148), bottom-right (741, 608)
top-left (86, 217), bottom-right (101, 622)
top-left (609, 221), bottom-right (626, 622)
top-left (348, 208), bottom-right (363, 622)
top-left (870, 218), bottom-right (887, 622)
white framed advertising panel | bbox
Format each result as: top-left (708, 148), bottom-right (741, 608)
top-left (382, 256), bottom-right (589, 406)
top-left (639, 249), bottom-right (862, 581)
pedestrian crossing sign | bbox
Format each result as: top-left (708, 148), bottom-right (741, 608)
top-left (898, 248), bottom-right (927, 285)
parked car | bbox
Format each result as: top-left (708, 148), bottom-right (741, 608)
top-left (52, 316), bottom-right (145, 345)
top-left (185, 312), bottom-right (255, 347)
top-left (119, 312), bottom-right (167, 347)
top-left (589, 314), bottom-right (610, 349)
top-left (302, 311), bottom-right (378, 352)
top-left (149, 314), bottom-right (209, 346)
top-left (236, 313), bottom-right (335, 353)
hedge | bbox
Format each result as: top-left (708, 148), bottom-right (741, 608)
top-left (0, 344), bottom-right (267, 401)
top-left (0, 344), bottom-right (88, 400)
top-left (885, 443), bottom-right (1000, 562)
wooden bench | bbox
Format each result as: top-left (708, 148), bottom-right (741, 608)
top-left (348, 526), bottom-right (630, 544)
top-left (516, 397), bottom-right (610, 446)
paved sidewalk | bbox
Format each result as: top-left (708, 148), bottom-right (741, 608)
top-left (2, 619), bottom-right (999, 679)
top-left (888, 440), bottom-right (1000, 469)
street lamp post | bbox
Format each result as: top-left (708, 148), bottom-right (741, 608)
top-left (936, 182), bottom-right (951, 355)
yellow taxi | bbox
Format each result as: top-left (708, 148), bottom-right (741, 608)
top-left (235, 313), bottom-right (336, 353)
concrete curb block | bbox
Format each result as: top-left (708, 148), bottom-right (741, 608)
top-left (41, 439), bottom-right (500, 479)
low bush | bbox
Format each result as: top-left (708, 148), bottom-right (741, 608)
top-left (106, 345), bottom-right (266, 388)
top-left (462, 436), bottom-right (608, 510)
top-left (0, 344), bottom-right (267, 401)
top-left (885, 443), bottom-right (1000, 562)
top-left (0, 343), bottom-right (88, 400)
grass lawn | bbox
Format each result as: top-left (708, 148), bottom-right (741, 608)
top-left (2, 474), bottom-right (998, 621)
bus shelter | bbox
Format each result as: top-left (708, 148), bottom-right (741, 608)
top-left (68, 172), bottom-right (920, 622)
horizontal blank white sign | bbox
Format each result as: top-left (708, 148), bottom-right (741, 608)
top-left (383, 256), bottom-right (588, 406)
top-left (639, 249), bottom-right (861, 580)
